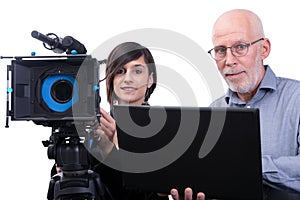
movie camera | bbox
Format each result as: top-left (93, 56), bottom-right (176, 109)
top-left (2, 31), bottom-right (107, 199)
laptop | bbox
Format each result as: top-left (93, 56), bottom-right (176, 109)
top-left (112, 105), bottom-right (263, 200)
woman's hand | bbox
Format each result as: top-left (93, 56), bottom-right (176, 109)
top-left (93, 107), bottom-right (119, 159)
top-left (56, 164), bottom-right (62, 173)
top-left (98, 107), bottom-right (118, 146)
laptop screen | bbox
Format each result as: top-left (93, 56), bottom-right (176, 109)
top-left (111, 105), bottom-right (263, 200)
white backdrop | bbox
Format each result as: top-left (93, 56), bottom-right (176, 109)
top-left (0, 1), bottom-right (299, 199)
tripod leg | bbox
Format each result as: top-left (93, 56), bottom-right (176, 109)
top-left (47, 173), bottom-right (62, 200)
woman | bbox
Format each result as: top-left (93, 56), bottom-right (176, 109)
top-left (93, 41), bottom-right (157, 158)
top-left (93, 42), bottom-right (167, 200)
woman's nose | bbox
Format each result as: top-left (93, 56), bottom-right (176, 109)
top-left (123, 71), bottom-right (133, 83)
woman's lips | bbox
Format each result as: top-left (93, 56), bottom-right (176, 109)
top-left (120, 87), bottom-right (137, 94)
top-left (121, 87), bottom-right (137, 91)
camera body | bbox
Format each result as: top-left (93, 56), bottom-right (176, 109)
top-left (7, 55), bottom-right (99, 126)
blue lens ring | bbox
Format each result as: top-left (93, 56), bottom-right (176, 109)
top-left (41, 75), bottom-right (78, 112)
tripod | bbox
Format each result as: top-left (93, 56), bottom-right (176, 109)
top-left (43, 124), bottom-right (107, 200)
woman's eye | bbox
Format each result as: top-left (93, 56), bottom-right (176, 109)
top-left (135, 69), bottom-right (143, 74)
top-left (116, 69), bottom-right (125, 74)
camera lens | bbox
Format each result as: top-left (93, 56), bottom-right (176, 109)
top-left (51, 80), bottom-right (73, 103)
top-left (42, 74), bottom-right (78, 112)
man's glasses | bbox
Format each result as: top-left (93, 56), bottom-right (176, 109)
top-left (208, 38), bottom-right (264, 61)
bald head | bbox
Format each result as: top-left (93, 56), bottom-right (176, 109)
top-left (212, 9), bottom-right (264, 43)
top-left (210, 9), bottom-right (271, 102)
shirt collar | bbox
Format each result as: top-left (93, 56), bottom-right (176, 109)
top-left (225, 65), bottom-right (277, 104)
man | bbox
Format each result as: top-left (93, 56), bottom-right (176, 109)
top-left (171, 9), bottom-right (300, 200)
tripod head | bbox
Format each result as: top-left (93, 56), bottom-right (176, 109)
top-left (44, 122), bottom-right (107, 200)
top-left (43, 123), bottom-right (92, 172)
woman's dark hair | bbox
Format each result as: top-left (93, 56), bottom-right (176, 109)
top-left (105, 42), bottom-right (157, 105)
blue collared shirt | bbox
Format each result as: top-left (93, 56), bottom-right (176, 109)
top-left (210, 65), bottom-right (300, 192)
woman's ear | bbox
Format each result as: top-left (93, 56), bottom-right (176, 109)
top-left (261, 38), bottom-right (271, 60)
top-left (147, 72), bottom-right (154, 88)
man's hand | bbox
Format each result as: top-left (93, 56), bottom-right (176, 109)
top-left (170, 188), bottom-right (205, 200)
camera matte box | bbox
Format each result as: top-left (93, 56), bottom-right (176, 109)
top-left (9, 55), bottom-right (99, 122)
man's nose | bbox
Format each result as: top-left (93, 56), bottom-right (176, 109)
top-left (225, 48), bottom-right (237, 66)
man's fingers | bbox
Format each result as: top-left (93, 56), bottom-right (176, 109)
top-left (170, 189), bottom-right (180, 200)
top-left (184, 187), bottom-right (193, 200)
top-left (196, 192), bottom-right (205, 200)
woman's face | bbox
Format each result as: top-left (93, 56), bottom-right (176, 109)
top-left (113, 55), bottom-right (153, 105)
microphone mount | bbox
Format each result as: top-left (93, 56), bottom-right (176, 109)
top-left (31, 30), bottom-right (87, 55)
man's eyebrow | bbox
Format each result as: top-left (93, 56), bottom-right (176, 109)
top-left (214, 40), bottom-right (247, 47)
top-left (214, 45), bottom-right (226, 48)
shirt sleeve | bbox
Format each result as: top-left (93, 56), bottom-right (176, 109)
top-left (262, 154), bottom-right (300, 192)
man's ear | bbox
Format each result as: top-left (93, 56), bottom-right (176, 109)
top-left (261, 38), bottom-right (271, 60)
